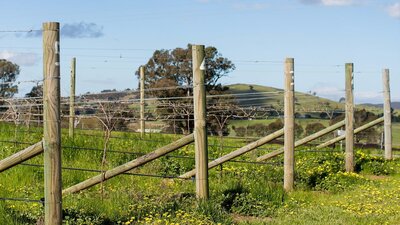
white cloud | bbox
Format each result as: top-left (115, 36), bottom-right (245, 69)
top-left (0, 51), bottom-right (39, 66)
top-left (354, 91), bottom-right (383, 103)
top-left (309, 83), bottom-right (344, 101)
top-left (321, 0), bottom-right (354, 6)
top-left (300, 0), bottom-right (363, 6)
top-left (308, 83), bottom-right (384, 103)
top-left (387, 3), bottom-right (400, 19)
top-left (23, 22), bottom-right (104, 39)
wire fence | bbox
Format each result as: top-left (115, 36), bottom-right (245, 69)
top-left (0, 48), bottom-right (397, 209)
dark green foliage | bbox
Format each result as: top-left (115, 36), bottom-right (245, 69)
top-left (330, 109), bottom-right (380, 143)
top-left (0, 59), bottom-right (20, 98)
top-left (25, 84), bottom-right (43, 98)
top-left (316, 172), bottom-right (368, 193)
top-left (355, 151), bottom-right (397, 175)
top-left (296, 152), bottom-right (345, 188)
top-left (305, 122), bottom-right (326, 136)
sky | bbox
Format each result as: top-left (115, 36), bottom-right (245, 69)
top-left (0, 0), bottom-right (399, 103)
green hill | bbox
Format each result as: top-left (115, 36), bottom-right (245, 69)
top-left (227, 83), bottom-right (344, 117)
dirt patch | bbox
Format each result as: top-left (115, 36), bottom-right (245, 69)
top-left (232, 214), bottom-right (272, 224)
top-left (364, 175), bottom-right (389, 181)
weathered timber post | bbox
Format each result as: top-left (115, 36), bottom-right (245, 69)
top-left (43, 22), bottom-right (62, 225)
top-left (284, 58), bottom-right (295, 191)
top-left (69, 57), bottom-right (76, 138)
top-left (383, 69), bottom-right (392, 160)
top-left (345, 63), bottom-right (354, 172)
top-left (192, 45), bottom-right (209, 199)
top-left (140, 66), bottom-right (145, 138)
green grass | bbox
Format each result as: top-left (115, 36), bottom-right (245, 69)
top-left (1, 122), bottom-right (400, 224)
top-left (266, 175), bottom-right (400, 225)
top-left (393, 122), bottom-right (400, 148)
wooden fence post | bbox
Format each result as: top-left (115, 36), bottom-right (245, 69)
top-left (192, 45), bottom-right (209, 199)
top-left (43, 22), bottom-right (62, 225)
top-left (140, 66), bottom-right (145, 138)
top-left (284, 58), bottom-right (295, 191)
top-left (383, 69), bottom-right (392, 160)
top-left (345, 63), bottom-right (354, 172)
top-left (69, 57), bottom-right (76, 138)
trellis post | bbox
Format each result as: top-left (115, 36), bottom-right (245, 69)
top-left (284, 57), bottom-right (295, 191)
top-left (69, 57), bottom-right (76, 138)
top-left (383, 69), bottom-right (392, 160)
top-left (192, 45), bottom-right (209, 199)
top-left (43, 21), bottom-right (62, 225)
top-left (345, 63), bottom-right (354, 172)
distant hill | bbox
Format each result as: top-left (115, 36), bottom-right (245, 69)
top-left (77, 83), bottom-right (396, 116)
top-left (227, 83), bottom-right (344, 115)
top-left (361, 102), bottom-right (400, 110)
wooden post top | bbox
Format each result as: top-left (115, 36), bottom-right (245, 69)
top-left (43, 22), bottom-right (59, 30)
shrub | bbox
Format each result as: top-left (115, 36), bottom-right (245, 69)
top-left (355, 150), bottom-right (396, 175)
top-left (316, 172), bottom-right (368, 193)
top-left (305, 123), bottom-right (326, 136)
top-left (296, 152), bottom-right (345, 188)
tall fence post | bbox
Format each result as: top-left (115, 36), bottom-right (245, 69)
top-left (345, 63), bottom-right (354, 172)
top-left (383, 69), bottom-right (392, 160)
top-left (284, 58), bottom-right (295, 191)
top-left (69, 57), bottom-right (76, 138)
top-left (140, 66), bottom-right (145, 138)
top-left (43, 22), bottom-right (62, 225)
top-left (192, 45), bottom-right (209, 199)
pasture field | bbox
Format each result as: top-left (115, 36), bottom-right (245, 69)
top-left (0, 123), bottom-right (399, 224)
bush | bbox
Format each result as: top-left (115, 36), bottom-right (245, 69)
top-left (305, 123), bottom-right (326, 136)
top-left (355, 150), bottom-right (396, 175)
top-left (219, 181), bottom-right (286, 217)
top-left (296, 152), bottom-right (345, 188)
top-left (316, 172), bottom-right (368, 193)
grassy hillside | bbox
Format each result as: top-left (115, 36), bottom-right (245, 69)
top-left (227, 83), bottom-right (344, 113)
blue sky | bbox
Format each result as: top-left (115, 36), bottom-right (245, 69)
top-left (0, 0), bottom-right (399, 103)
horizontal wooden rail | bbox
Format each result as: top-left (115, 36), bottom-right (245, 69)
top-left (0, 141), bottom-right (43, 172)
top-left (63, 134), bottom-right (194, 195)
top-left (179, 129), bottom-right (284, 179)
top-left (317, 117), bottom-right (384, 149)
top-left (256, 120), bottom-right (345, 162)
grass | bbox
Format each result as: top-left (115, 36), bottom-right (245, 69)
top-left (0, 122), bottom-right (400, 224)
top-left (392, 122), bottom-right (400, 148)
top-left (267, 175), bottom-right (400, 225)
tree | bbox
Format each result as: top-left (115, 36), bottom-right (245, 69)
top-left (137, 44), bottom-right (236, 134)
top-left (25, 84), bottom-right (43, 97)
top-left (0, 59), bottom-right (20, 98)
top-left (137, 44), bottom-right (235, 96)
